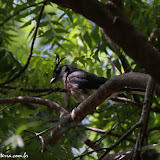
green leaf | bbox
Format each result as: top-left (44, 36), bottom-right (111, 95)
top-left (83, 31), bottom-right (92, 48)
top-left (91, 25), bottom-right (100, 44)
top-left (39, 21), bottom-right (49, 27)
top-left (65, 9), bottom-right (73, 23)
top-left (54, 28), bottom-right (68, 33)
top-left (19, 20), bottom-right (31, 28)
top-left (51, 20), bottom-right (63, 26)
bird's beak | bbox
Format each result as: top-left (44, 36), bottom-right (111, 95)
top-left (50, 77), bottom-right (57, 85)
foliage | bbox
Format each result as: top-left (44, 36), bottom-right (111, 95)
top-left (0, 0), bottom-right (160, 159)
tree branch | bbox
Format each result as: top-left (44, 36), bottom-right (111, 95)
top-left (85, 126), bottom-right (136, 143)
top-left (133, 77), bottom-right (155, 159)
top-left (70, 72), bottom-right (160, 122)
top-left (44, 72), bottom-right (159, 147)
top-left (0, 85), bottom-right (67, 93)
top-left (0, 96), bottom-right (68, 116)
top-left (132, 28), bottom-right (159, 159)
top-left (0, 104), bottom-right (14, 112)
top-left (24, 130), bottom-right (45, 152)
top-left (147, 126), bottom-right (160, 135)
top-left (94, 107), bottom-right (138, 145)
top-left (98, 122), bottom-right (141, 160)
top-left (140, 77), bottom-right (155, 145)
top-left (102, 29), bottom-right (131, 72)
top-left (44, 120), bottom-right (76, 147)
top-left (107, 56), bottom-right (121, 74)
top-left (111, 97), bottom-right (160, 113)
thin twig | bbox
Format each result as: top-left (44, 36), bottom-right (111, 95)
top-left (0, 1), bottom-right (46, 86)
top-left (24, 130), bottom-right (44, 152)
top-left (94, 107), bottom-right (139, 145)
top-left (147, 126), bottom-right (160, 135)
top-left (96, 102), bottom-right (127, 113)
top-left (112, 97), bottom-right (160, 113)
top-left (72, 148), bottom-right (104, 160)
top-left (73, 122), bottom-right (141, 160)
top-left (0, 104), bottom-right (14, 112)
top-left (75, 130), bottom-right (103, 154)
top-left (3, 124), bottom-right (59, 153)
top-left (98, 122), bottom-right (141, 160)
top-left (102, 29), bottom-right (142, 104)
top-left (0, 85), bottom-right (67, 93)
top-left (101, 29), bottom-right (131, 72)
top-left (107, 56), bottom-right (121, 74)
top-left (85, 126), bottom-right (136, 143)
top-left (32, 88), bottom-right (67, 97)
top-left (149, 28), bottom-right (159, 44)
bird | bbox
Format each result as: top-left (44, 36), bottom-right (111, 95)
top-left (50, 64), bottom-right (145, 103)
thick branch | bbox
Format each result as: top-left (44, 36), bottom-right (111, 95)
top-left (71, 72), bottom-right (159, 122)
top-left (52, 0), bottom-right (160, 84)
top-left (44, 72), bottom-right (160, 147)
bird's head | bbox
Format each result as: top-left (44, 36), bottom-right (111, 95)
top-left (50, 54), bottom-right (68, 85)
top-left (50, 65), bottom-right (69, 85)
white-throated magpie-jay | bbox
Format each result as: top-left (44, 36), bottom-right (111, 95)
top-left (50, 64), bottom-right (145, 103)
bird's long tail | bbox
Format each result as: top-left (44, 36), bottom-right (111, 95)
top-left (121, 87), bottom-right (146, 95)
top-left (102, 87), bottom-right (146, 102)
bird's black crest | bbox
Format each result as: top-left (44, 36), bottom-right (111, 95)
top-left (54, 53), bottom-right (66, 71)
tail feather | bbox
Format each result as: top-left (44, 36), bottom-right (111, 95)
top-left (104, 87), bottom-right (146, 101)
top-left (121, 87), bottom-right (146, 95)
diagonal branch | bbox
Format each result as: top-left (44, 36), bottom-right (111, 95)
top-left (44, 72), bottom-right (160, 146)
top-left (70, 72), bottom-right (160, 122)
top-left (98, 122), bottom-right (141, 160)
top-left (85, 126), bottom-right (136, 143)
top-left (94, 107), bottom-right (138, 145)
top-left (107, 56), bottom-right (121, 74)
top-left (102, 29), bottom-right (131, 72)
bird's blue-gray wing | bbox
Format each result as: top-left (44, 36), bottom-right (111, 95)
top-left (68, 70), bottom-right (108, 90)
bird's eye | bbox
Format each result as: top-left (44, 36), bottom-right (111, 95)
top-left (52, 66), bottom-right (63, 77)
top-left (55, 69), bottom-right (60, 74)
top-left (53, 68), bottom-right (60, 77)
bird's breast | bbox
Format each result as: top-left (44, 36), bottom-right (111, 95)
top-left (65, 77), bottom-right (95, 103)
